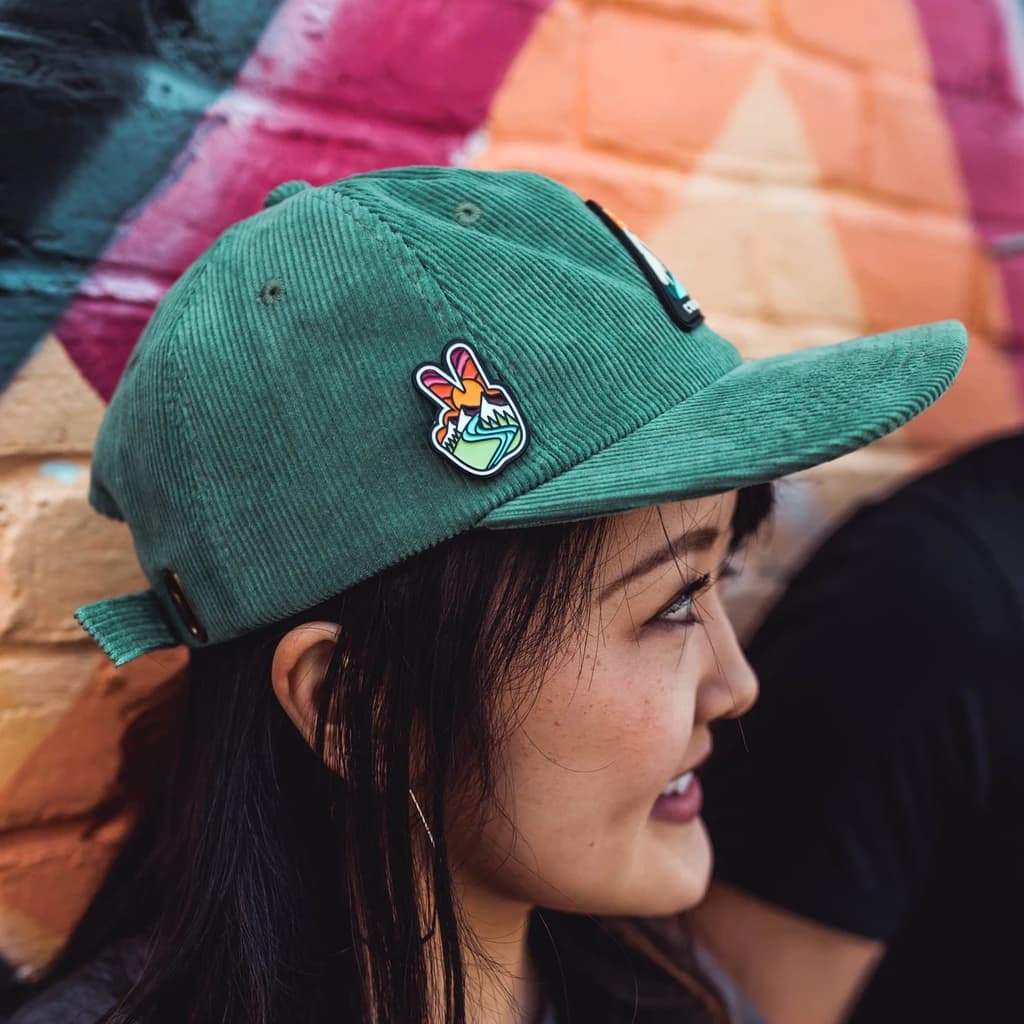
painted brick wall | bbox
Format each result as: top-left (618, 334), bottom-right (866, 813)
top-left (2, 0), bottom-right (1023, 984)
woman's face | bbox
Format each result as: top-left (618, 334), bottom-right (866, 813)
top-left (454, 492), bottom-right (758, 917)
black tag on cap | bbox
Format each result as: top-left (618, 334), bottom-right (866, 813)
top-left (586, 199), bottom-right (704, 332)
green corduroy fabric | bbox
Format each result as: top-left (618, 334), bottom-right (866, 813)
top-left (72, 166), bottom-right (967, 667)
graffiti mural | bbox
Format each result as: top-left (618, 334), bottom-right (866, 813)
top-left (2, 0), bottom-right (279, 390)
top-left (1, 0), bottom-right (549, 399)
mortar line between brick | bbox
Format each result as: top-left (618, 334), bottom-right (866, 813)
top-left (583, 0), bottom-right (766, 37)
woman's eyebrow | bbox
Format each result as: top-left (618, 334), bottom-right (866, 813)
top-left (599, 526), bottom-right (720, 601)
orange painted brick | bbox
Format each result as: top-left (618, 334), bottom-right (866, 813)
top-left (776, 0), bottom-right (930, 78)
top-left (0, 814), bottom-right (131, 974)
top-left (2, 468), bottom-right (146, 644)
top-left (0, 646), bottom-right (101, 711)
top-left (0, 481), bottom-right (19, 639)
top-left (472, 145), bottom-right (797, 324)
top-left (969, 250), bottom-right (1010, 341)
top-left (692, 47), bottom-right (864, 186)
top-left (0, 649), bottom-right (186, 831)
top-left (830, 196), bottom-right (975, 331)
top-left (867, 73), bottom-right (966, 213)
top-left (488, 0), bottom-right (582, 143)
top-left (646, 174), bottom-right (765, 318)
top-left (752, 186), bottom-right (864, 325)
top-left (0, 705), bottom-right (65, 793)
top-left (0, 335), bottom-right (105, 457)
top-left (472, 141), bottom-right (686, 234)
top-left (774, 45), bottom-right (865, 186)
top-left (696, 60), bottom-right (819, 185)
top-left (602, 0), bottom-right (767, 28)
top-left (585, 8), bottom-right (760, 163)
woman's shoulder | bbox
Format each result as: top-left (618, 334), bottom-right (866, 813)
top-left (694, 942), bottom-right (764, 1024)
top-left (4, 934), bottom-right (147, 1024)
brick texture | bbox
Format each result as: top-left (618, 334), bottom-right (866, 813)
top-left (775, 0), bottom-right (930, 78)
top-left (489, 1), bottom-right (584, 143)
top-left (773, 46), bottom-right (865, 186)
top-left (1, 468), bottom-right (145, 645)
top-left (605, 0), bottom-right (767, 29)
top-left (829, 196), bottom-right (976, 330)
top-left (585, 8), bottom-right (760, 163)
top-left (0, 336), bottom-right (104, 458)
top-left (867, 72), bottom-right (967, 212)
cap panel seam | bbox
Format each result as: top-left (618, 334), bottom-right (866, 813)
top-left (342, 185), bottom-right (666, 300)
top-left (307, 189), bottom-right (463, 334)
top-left (163, 259), bottom-right (222, 637)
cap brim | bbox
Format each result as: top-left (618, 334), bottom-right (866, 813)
top-left (481, 320), bottom-right (967, 528)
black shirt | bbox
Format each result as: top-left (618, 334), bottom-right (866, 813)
top-left (702, 432), bottom-right (1024, 1023)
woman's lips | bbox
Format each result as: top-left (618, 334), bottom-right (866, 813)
top-left (651, 773), bottom-right (703, 824)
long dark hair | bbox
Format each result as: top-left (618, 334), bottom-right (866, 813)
top-left (8, 486), bottom-right (773, 1024)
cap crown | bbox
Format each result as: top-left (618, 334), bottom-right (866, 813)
top-left (89, 166), bottom-right (742, 644)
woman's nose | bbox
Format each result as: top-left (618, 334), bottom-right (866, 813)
top-left (697, 598), bottom-right (759, 723)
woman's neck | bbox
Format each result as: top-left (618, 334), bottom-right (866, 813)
top-left (428, 881), bottom-right (543, 1024)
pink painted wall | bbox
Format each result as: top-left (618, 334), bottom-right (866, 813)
top-left (59, 0), bottom-right (548, 400)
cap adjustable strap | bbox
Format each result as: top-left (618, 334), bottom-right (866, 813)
top-left (73, 590), bottom-right (183, 668)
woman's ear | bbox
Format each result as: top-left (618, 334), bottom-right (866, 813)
top-left (271, 621), bottom-right (342, 749)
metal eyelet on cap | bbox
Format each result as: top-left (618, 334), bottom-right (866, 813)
top-left (161, 568), bottom-right (208, 642)
top-left (259, 279), bottom-right (286, 305)
top-left (453, 200), bottom-right (482, 225)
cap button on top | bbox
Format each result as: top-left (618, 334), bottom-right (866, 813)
top-left (263, 180), bottom-right (312, 208)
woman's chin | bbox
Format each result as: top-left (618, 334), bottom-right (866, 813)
top-left (640, 815), bottom-right (714, 915)
top-left (573, 816), bottom-right (715, 918)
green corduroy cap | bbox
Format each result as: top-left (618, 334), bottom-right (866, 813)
top-left (73, 166), bottom-right (968, 667)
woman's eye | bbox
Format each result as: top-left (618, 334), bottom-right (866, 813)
top-left (656, 591), bottom-right (699, 625)
top-left (654, 573), bottom-right (712, 626)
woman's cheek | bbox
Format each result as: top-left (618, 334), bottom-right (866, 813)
top-left (564, 652), bottom-right (694, 803)
top-left (600, 643), bottom-right (691, 734)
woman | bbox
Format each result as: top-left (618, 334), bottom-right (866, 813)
top-left (6, 167), bottom-right (966, 1024)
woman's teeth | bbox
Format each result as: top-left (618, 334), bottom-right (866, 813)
top-left (660, 771), bottom-right (694, 797)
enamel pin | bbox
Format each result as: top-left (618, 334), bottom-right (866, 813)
top-left (413, 341), bottom-right (528, 477)
top-left (586, 199), bottom-right (704, 332)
